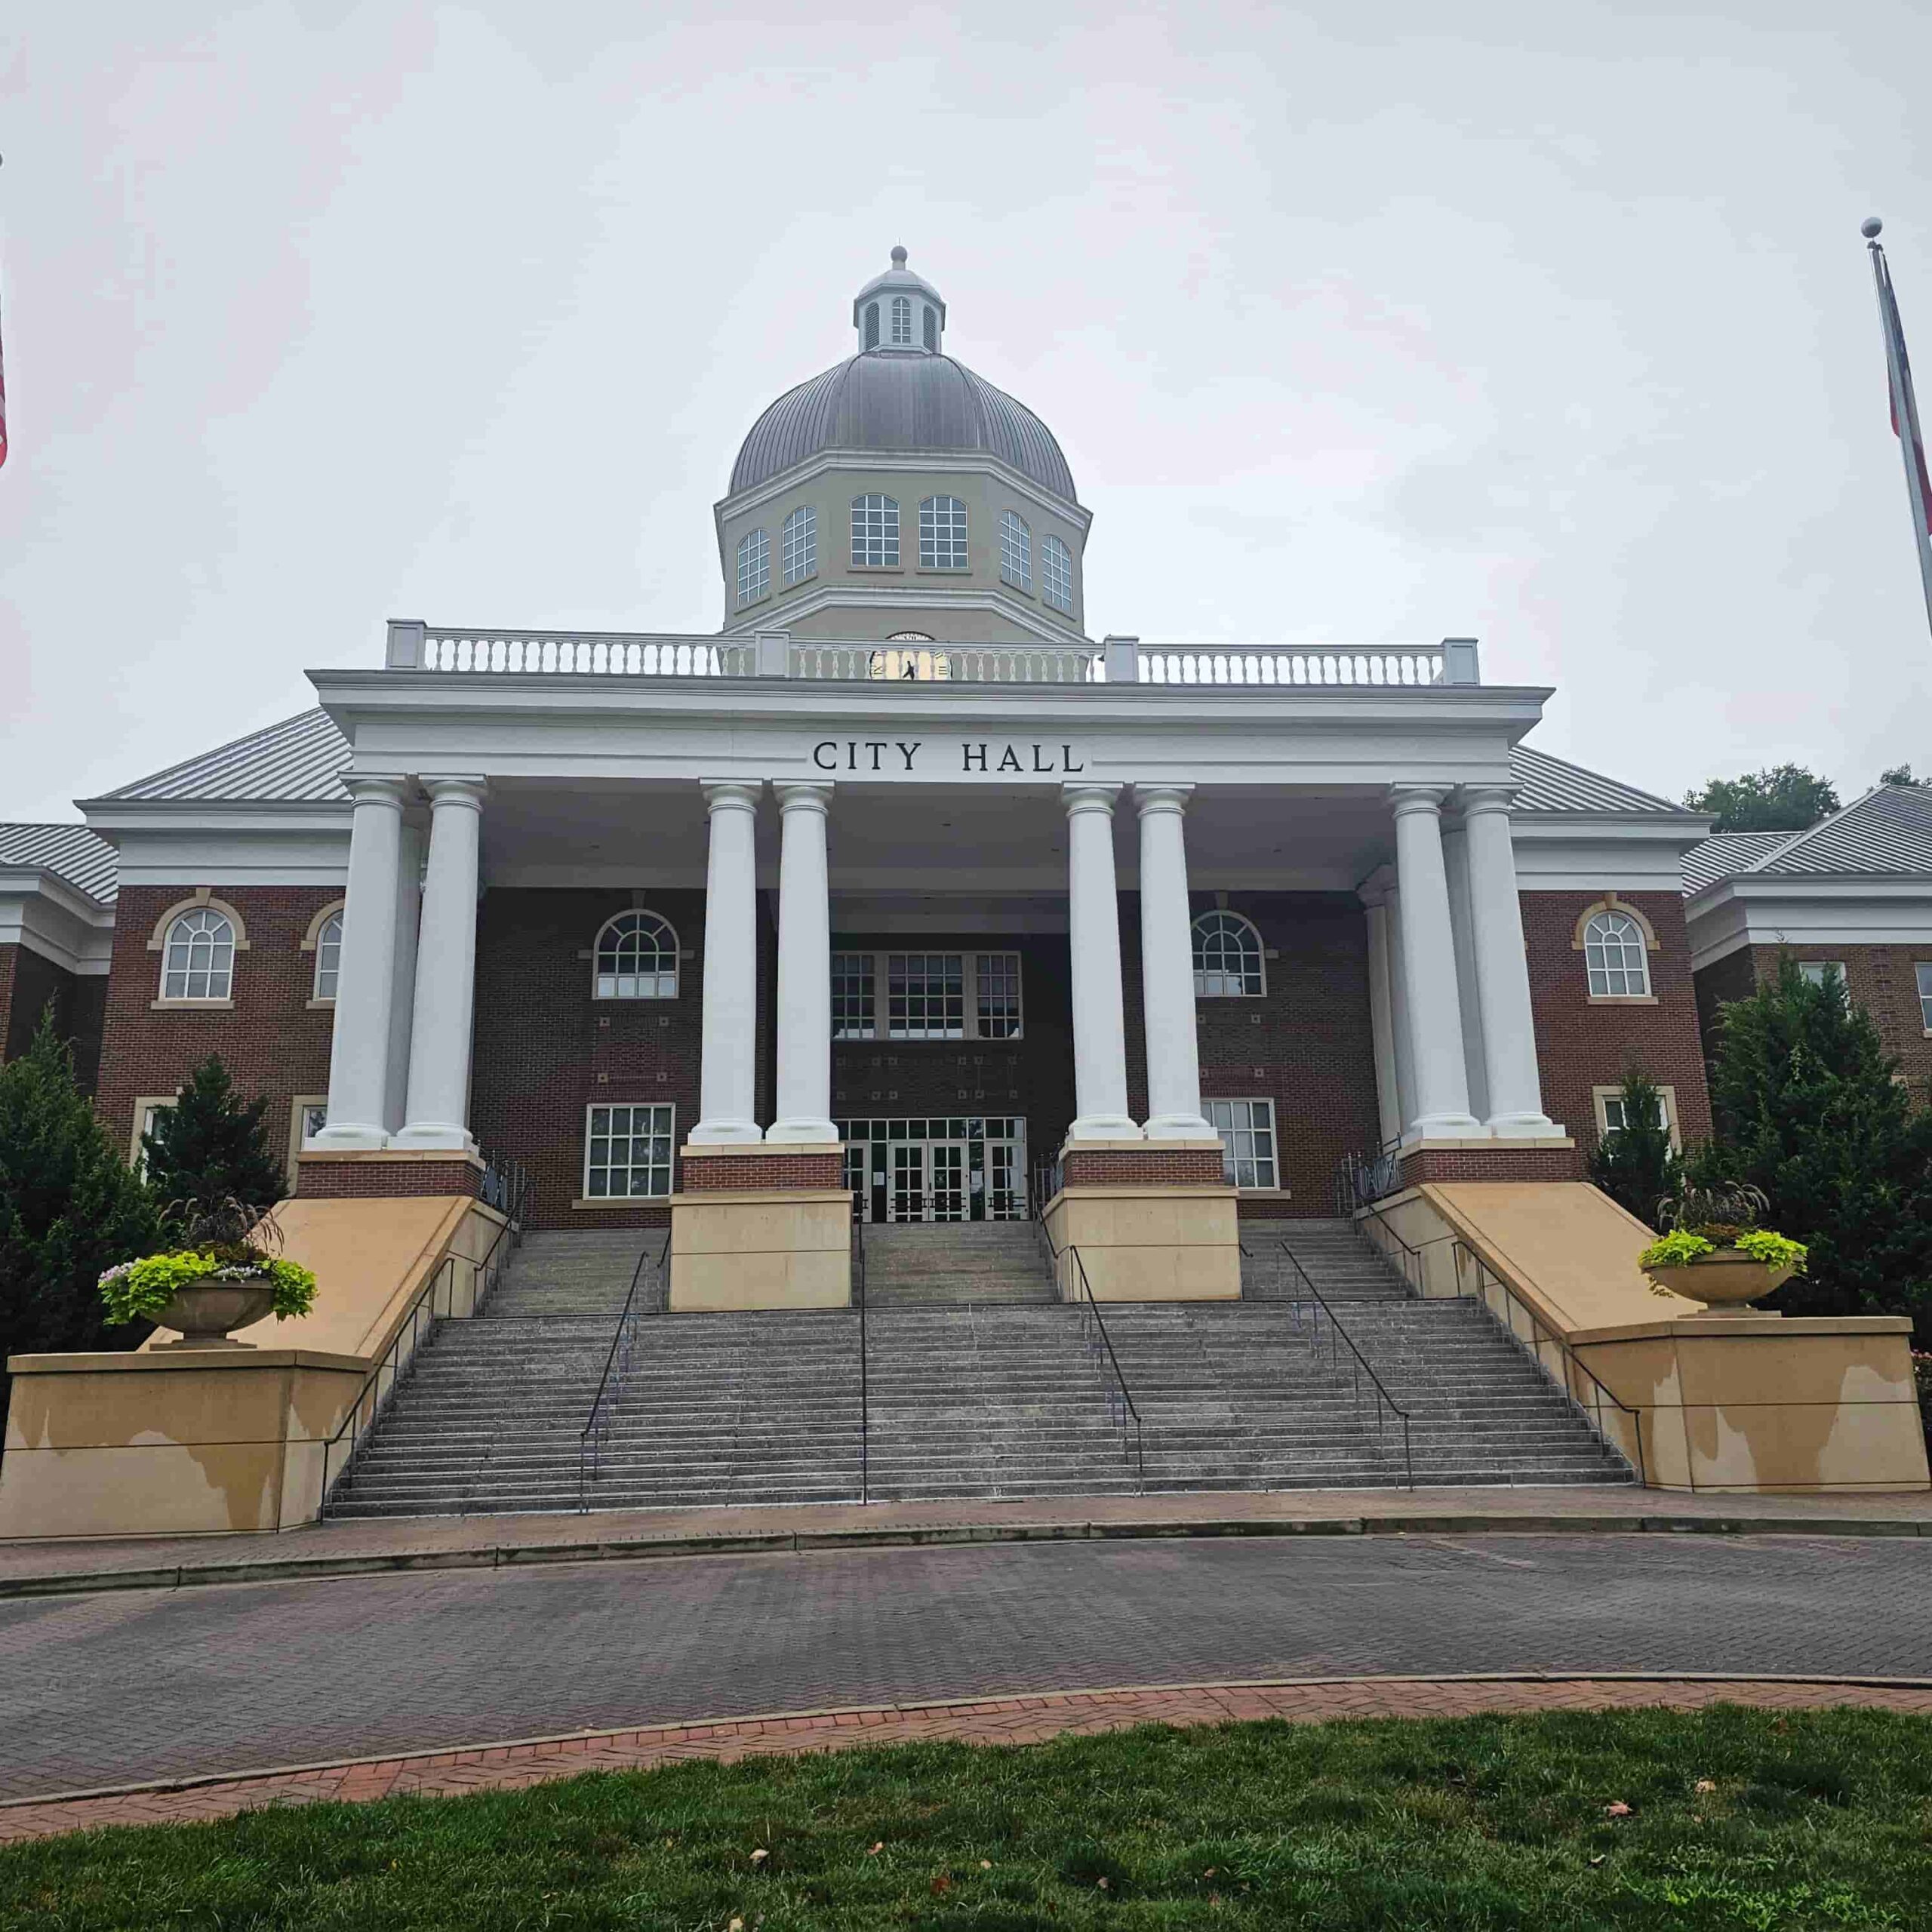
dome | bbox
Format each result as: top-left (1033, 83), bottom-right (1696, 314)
top-left (728, 351), bottom-right (1077, 500)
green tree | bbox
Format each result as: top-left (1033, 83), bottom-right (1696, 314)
top-left (1704, 956), bottom-right (1932, 1337)
top-left (1683, 763), bottom-right (1839, 832)
top-left (1586, 1066), bottom-right (1681, 1227)
top-left (141, 1055), bottom-right (286, 1220)
top-left (1881, 764), bottom-right (1922, 787)
top-left (0, 1011), bottom-right (161, 1398)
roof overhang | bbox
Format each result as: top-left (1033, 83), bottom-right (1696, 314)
top-left (0, 869), bottom-right (117, 974)
top-left (1684, 871), bottom-right (1932, 969)
top-left (1509, 812), bottom-right (1713, 893)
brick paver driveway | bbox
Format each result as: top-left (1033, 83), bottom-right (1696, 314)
top-left (5, 1533), bottom-right (1929, 1801)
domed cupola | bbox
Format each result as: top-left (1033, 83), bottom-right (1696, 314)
top-left (853, 245), bottom-right (946, 353)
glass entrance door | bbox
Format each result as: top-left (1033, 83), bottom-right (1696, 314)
top-left (840, 1118), bottom-right (1029, 1224)
top-left (928, 1143), bottom-right (968, 1221)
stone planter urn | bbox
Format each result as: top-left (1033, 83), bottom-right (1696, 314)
top-left (1646, 1250), bottom-right (1795, 1318)
top-left (149, 1278), bottom-right (278, 1349)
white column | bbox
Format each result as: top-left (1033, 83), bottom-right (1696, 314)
top-left (1360, 883), bottom-right (1402, 1148)
top-left (381, 820), bottom-right (423, 1135)
top-left (1461, 784), bottom-right (1558, 1133)
top-left (1389, 785), bottom-right (1481, 1136)
top-left (1063, 782), bottom-right (1141, 1142)
top-left (1441, 825), bottom-right (1491, 1122)
top-left (396, 777), bottom-right (488, 1150)
top-left (314, 776), bottom-right (408, 1150)
top-left (689, 779), bottom-right (764, 1144)
top-left (1134, 783), bottom-right (1214, 1138)
top-left (768, 780), bottom-right (837, 1143)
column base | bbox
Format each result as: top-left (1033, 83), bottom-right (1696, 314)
top-left (390, 1123), bottom-right (478, 1154)
top-left (765, 1121), bottom-right (841, 1146)
top-left (1484, 1111), bottom-right (1559, 1136)
top-left (1044, 1174), bottom-right (1239, 1302)
top-left (297, 1149), bottom-right (485, 1199)
top-left (1065, 1115), bottom-right (1143, 1143)
top-left (1143, 1112), bottom-right (1217, 1140)
top-left (670, 1144), bottom-right (851, 1310)
top-left (308, 1123), bottom-right (389, 1152)
top-left (686, 1120), bottom-right (766, 1146)
top-left (1405, 1112), bottom-right (1484, 1137)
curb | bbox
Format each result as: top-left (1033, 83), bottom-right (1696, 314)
top-left (4, 1509), bottom-right (1928, 1601)
top-left (8, 1669), bottom-right (1932, 1814)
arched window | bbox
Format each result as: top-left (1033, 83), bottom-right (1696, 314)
top-left (782, 505), bottom-right (817, 585)
top-left (852, 494), bottom-right (900, 567)
top-left (312, 911), bottom-right (343, 1001)
top-left (1192, 910), bottom-right (1264, 998)
top-left (891, 294), bottom-right (912, 345)
top-left (919, 495), bottom-right (967, 569)
top-left (864, 301), bottom-right (880, 349)
top-left (162, 908), bottom-right (235, 1001)
top-left (1041, 534), bottom-right (1073, 612)
top-left (998, 510), bottom-right (1031, 589)
top-left (594, 911), bottom-right (679, 999)
top-left (736, 528), bottom-right (769, 605)
top-left (922, 304), bottom-right (937, 350)
top-left (1583, 909), bottom-right (1650, 998)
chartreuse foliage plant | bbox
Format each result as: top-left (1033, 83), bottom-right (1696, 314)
top-left (2, 1709), bottom-right (1930, 1929)
top-left (97, 1249), bottom-right (316, 1327)
top-left (1638, 1228), bottom-right (1808, 1274)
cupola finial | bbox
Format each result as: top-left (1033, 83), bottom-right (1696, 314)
top-left (891, 245), bottom-right (908, 268)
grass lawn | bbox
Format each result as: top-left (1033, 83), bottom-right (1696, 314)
top-left (4, 1707), bottom-right (1930, 1929)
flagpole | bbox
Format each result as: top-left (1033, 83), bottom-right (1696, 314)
top-left (1864, 217), bottom-right (1932, 636)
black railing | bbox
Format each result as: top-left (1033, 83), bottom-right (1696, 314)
top-left (1335, 1143), bottom-right (1402, 1216)
top-left (850, 1186), bottom-right (1032, 1226)
top-left (479, 1152), bottom-right (529, 1217)
top-left (1272, 1239), bottom-right (1414, 1488)
top-left (1351, 1195), bottom-right (1428, 1297)
top-left (1044, 1226), bottom-right (1145, 1490)
top-left (577, 1226), bottom-right (672, 1512)
top-left (319, 1169), bottom-right (530, 1514)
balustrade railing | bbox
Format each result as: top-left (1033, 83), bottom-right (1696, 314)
top-left (1137, 646), bottom-right (1454, 688)
top-left (577, 1227), bottom-right (672, 1512)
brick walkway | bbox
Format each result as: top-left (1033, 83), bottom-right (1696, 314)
top-left (5, 1675), bottom-right (1930, 1845)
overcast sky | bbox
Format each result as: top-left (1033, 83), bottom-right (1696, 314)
top-left (3, 2), bottom-right (1930, 822)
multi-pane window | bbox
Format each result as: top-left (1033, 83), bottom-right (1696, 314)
top-left (852, 494), bottom-right (900, 566)
top-left (583, 1103), bottom-right (675, 1198)
top-left (1799, 961), bottom-right (1844, 989)
top-left (736, 528), bottom-right (770, 605)
top-left (312, 911), bottom-right (343, 1001)
top-left (976, 952), bottom-right (1023, 1038)
top-left (1918, 963), bottom-right (1932, 1031)
top-left (1192, 911), bottom-right (1264, 997)
top-left (998, 510), bottom-right (1031, 589)
top-left (1041, 534), bottom-right (1073, 612)
top-left (594, 911), bottom-right (678, 998)
top-left (919, 495), bottom-right (968, 569)
top-left (1602, 1091), bottom-right (1669, 1134)
top-left (162, 909), bottom-right (235, 1000)
top-left (832, 953), bottom-right (876, 1039)
top-left (891, 294), bottom-right (912, 344)
top-left (782, 505), bottom-right (817, 585)
top-left (888, 953), bottom-right (965, 1038)
top-left (1583, 910), bottom-right (1649, 997)
top-left (1205, 1097), bottom-right (1278, 1189)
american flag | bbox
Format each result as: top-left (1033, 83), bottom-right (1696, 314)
top-left (1867, 220), bottom-right (1932, 632)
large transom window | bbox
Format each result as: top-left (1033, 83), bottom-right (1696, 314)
top-left (1041, 533), bottom-right (1073, 612)
top-left (782, 504), bottom-right (817, 584)
top-left (1192, 910), bottom-right (1264, 998)
top-left (832, 950), bottom-right (1023, 1041)
top-left (735, 528), bottom-right (769, 605)
top-left (1583, 909), bottom-right (1649, 998)
top-left (852, 494), bottom-right (900, 567)
top-left (919, 494), bottom-right (968, 569)
top-left (161, 908), bottom-right (235, 1001)
top-left (998, 509), bottom-right (1030, 589)
top-left (890, 294), bottom-right (913, 345)
top-left (583, 1103), bottom-right (675, 1198)
top-left (594, 911), bottom-right (679, 999)
top-left (1205, 1097), bottom-right (1278, 1189)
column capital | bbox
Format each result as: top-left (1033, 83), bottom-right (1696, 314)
top-left (1356, 863), bottom-right (1398, 909)
top-left (772, 780), bottom-right (834, 814)
top-left (1388, 783), bottom-right (1451, 820)
top-left (421, 776), bottom-right (489, 811)
top-left (1459, 783), bottom-right (1518, 817)
top-left (1132, 782), bottom-right (1195, 817)
top-left (1062, 780), bottom-right (1121, 817)
top-left (700, 779), bottom-right (763, 816)
top-left (342, 774), bottom-right (410, 809)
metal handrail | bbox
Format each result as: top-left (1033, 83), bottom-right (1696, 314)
top-left (1275, 1241), bottom-right (1414, 1489)
top-left (1352, 1195), bottom-right (1429, 1296)
top-left (319, 1171), bottom-right (530, 1512)
top-left (1445, 1238), bottom-right (1647, 1486)
top-left (577, 1226), bottom-right (672, 1512)
top-left (854, 1217), bottom-right (869, 1505)
top-left (1042, 1225), bottom-right (1146, 1491)
top-left (1335, 1141), bottom-right (1403, 1216)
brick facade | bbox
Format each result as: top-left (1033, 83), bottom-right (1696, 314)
top-left (681, 1150), bottom-right (845, 1191)
top-left (296, 1155), bottom-right (481, 1198)
top-left (1694, 942), bottom-right (1932, 1106)
top-left (1519, 889), bottom-right (1712, 1161)
top-left (1398, 1143), bottom-right (1584, 1187)
top-left (94, 887), bottom-right (340, 1182)
top-left (0, 943), bottom-right (106, 1094)
top-left (1061, 1146), bottom-right (1226, 1189)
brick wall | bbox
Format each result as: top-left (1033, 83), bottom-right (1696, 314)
top-left (297, 1156), bottom-right (481, 1199)
top-left (469, 888), bottom-right (707, 1231)
top-left (1694, 942), bottom-right (1932, 1105)
top-left (94, 887), bottom-right (340, 1182)
top-left (681, 1150), bottom-right (844, 1190)
top-left (1062, 1146), bottom-right (1226, 1188)
top-left (0, 943), bottom-right (105, 1094)
top-left (1520, 889), bottom-right (1712, 1159)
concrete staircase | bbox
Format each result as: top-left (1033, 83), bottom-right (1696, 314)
top-left (323, 1217), bottom-right (1633, 1518)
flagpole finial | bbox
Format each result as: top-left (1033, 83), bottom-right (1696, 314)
top-left (1863, 216), bottom-right (1884, 239)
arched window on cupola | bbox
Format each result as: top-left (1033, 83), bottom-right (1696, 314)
top-left (891, 294), bottom-right (913, 345)
top-left (736, 528), bottom-right (770, 605)
top-left (864, 301), bottom-right (881, 349)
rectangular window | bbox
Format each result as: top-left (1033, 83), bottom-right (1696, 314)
top-left (832, 952), bottom-right (876, 1039)
top-left (1798, 961), bottom-right (1844, 988)
top-left (1204, 1097), bottom-right (1278, 1190)
top-left (919, 496), bottom-right (968, 569)
top-left (975, 952), bottom-right (1023, 1038)
top-left (583, 1103), bottom-right (675, 1199)
top-left (888, 953), bottom-right (965, 1039)
top-left (1918, 962), bottom-right (1932, 1031)
top-left (851, 495), bottom-right (900, 567)
top-left (1592, 1084), bottom-right (1680, 1148)
top-left (130, 1097), bottom-right (177, 1173)
top-left (288, 1095), bottom-right (328, 1178)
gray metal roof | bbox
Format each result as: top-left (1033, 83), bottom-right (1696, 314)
top-left (1680, 830), bottom-right (1789, 893)
top-left (0, 822), bottom-right (119, 904)
top-left (729, 352), bottom-right (1077, 500)
top-left (1755, 784), bottom-right (1932, 877)
top-left (103, 707), bottom-right (352, 804)
top-left (1507, 744), bottom-right (1696, 817)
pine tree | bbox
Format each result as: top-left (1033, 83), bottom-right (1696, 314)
top-left (141, 1056), bottom-right (287, 1220)
top-left (0, 1011), bottom-right (162, 1390)
top-left (1587, 1066), bottom-right (1681, 1226)
top-left (1706, 956), bottom-right (1932, 1335)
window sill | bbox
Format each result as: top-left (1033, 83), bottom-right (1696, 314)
top-left (915, 567), bottom-right (971, 576)
top-left (1587, 994), bottom-right (1660, 1005)
top-left (781, 573), bottom-right (817, 590)
top-left (1235, 1186), bottom-right (1292, 1198)
top-left (736, 596), bottom-right (771, 611)
top-left (306, 998), bottom-right (335, 1011)
top-left (592, 993), bottom-right (681, 1004)
top-left (151, 998), bottom-right (235, 1011)
top-left (999, 578), bottom-right (1035, 598)
top-left (571, 1195), bottom-right (671, 1211)
top-left (849, 564), bottom-right (905, 574)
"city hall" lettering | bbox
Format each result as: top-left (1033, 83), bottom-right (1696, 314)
top-left (810, 740), bottom-right (1086, 775)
